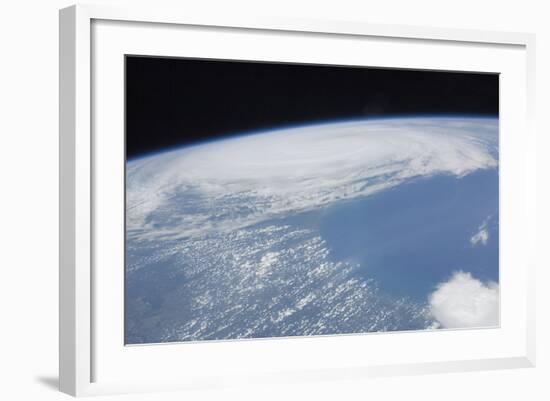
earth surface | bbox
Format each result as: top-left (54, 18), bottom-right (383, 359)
top-left (125, 117), bottom-right (499, 344)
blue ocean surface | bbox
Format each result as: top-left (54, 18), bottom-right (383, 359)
top-left (317, 169), bottom-right (499, 301)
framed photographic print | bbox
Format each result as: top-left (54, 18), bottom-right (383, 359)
top-left (124, 57), bottom-right (500, 344)
top-left (59, 4), bottom-right (536, 396)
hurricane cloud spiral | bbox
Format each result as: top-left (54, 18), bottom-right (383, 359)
top-left (127, 117), bottom-right (498, 242)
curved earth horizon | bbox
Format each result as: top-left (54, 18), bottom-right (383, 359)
top-left (125, 116), bottom-right (500, 344)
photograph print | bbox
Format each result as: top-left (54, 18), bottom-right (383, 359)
top-left (125, 56), bottom-right (499, 345)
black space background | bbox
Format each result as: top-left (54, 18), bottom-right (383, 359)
top-left (126, 56), bottom-right (499, 159)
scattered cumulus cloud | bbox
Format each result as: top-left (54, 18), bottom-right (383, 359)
top-left (470, 226), bottom-right (489, 246)
top-left (429, 271), bottom-right (499, 329)
top-left (470, 216), bottom-right (493, 246)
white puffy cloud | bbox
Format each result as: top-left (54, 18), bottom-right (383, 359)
top-left (429, 271), bottom-right (499, 329)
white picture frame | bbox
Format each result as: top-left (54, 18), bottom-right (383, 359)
top-left (59, 4), bottom-right (536, 397)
